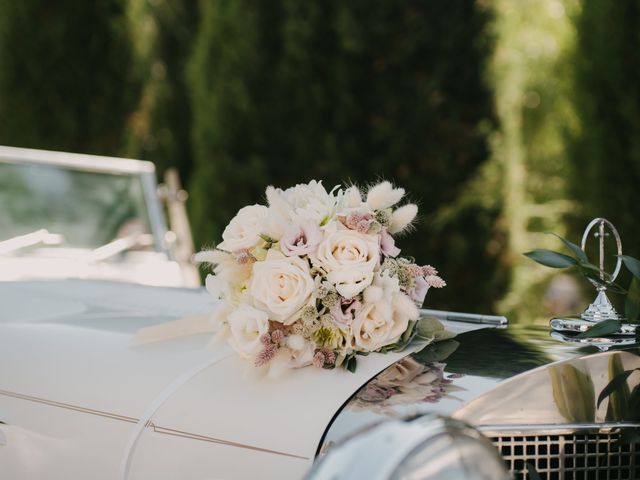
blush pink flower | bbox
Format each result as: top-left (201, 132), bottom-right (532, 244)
top-left (312, 350), bottom-right (325, 368)
top-left (345, 212), bottom-right (373, 233)
top-left (380, 229), bottom-right (401, 258)
top-left (330, 296), bottom-right (362, 327)
top-left (425, 275), bottom-right (446, 288)
top-left (422, 265), bottom-right (438, 277)
top-left (280, 221), bottom-right (323, 257)
top-left (407, 275), bottom-right (429, 306)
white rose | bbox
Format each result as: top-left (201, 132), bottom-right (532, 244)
top-left (266, 180), bottom-right (338, 224)
top-left (351, 301), bottom-right (394, 351)
top-left (226, 305), bottom-right (270, 359)
top-left (312, 229), bottom-right (380, 298)
top-left (249, 252), bottom-right (314, 323)
top-left (217, 205), bottom-right (268, 252)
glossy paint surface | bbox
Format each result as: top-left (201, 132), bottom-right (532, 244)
top-left (0, 279), bottom-right (419, 479)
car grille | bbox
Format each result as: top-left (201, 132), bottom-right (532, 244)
top-left (485, 428), bottom-right (640, 480)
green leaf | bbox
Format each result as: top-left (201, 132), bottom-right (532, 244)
top-left (346, 355), bottom-right (357, 373)
top-left (625, 277), bottom-right (640, 323)
top-left (598, 368), bottom-right (637, 409)
top-left (622, 255), bottom-right (640, 279)
top-left (579, 266), bottom-right (628, 294)
top-left (575, 319), bottom-right (622, 338)
top-left (524, 249), bottom-right (577, 268)
top-left (415, 317), bottom-right (456, 342)
top-left (548, 232), bottom-right (589, 263)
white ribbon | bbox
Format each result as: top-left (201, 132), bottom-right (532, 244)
top-left (119, 350), bottom-right (232, 480)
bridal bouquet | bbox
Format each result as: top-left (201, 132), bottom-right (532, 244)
top-left (197, 180), bottom-right (445, 376)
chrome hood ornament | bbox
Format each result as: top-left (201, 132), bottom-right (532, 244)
top-left (578, 218), bottom-right (623, 322)
top-left (550, 218), bottom-right (638, 343)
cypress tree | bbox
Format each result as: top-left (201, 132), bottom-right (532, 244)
top-left (0, 0), bottom-right (137, 155)
top-left (188, 0), bottom-right (502, 311)
top-left (570, 1), bottom-right (640, 254)
top-left (125, 0), bottom-right (199, 182)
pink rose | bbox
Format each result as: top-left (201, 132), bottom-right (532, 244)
top-left (280, 221), bottom-right (322, 257)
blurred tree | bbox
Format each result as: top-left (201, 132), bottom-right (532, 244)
top-left (491, 0), bottom-right (581, 321)
top-left (0, 0), bottom-right (138, 155)
top-left (569, 0), bottom-right (640, 258)
top-left (125, 0), bottom-right (198, 183)
top-left (188, 0), bottom-right (505, 312)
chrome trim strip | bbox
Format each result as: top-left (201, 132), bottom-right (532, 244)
top-left (420, 308), bottom-right (508, 325)
top-left (0, 145), bottom-right (155, 174)
top-left (0, 389), bottom-right (138, 423)
top-left (0, 389), bottom-right (308, 460)
top-left (479, 422), bottom-right (640, 433)
top-left (150, 423), bottom-right (309, 460)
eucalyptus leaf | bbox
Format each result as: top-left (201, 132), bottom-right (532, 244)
top-left (625, 277), bottom-right (640, 323)
top-left (575, 319), bottom-right (622, 339)
top-left (622, 255), bottom-right (640, 279)
top-left (578, 261), bottom-right (603, 275)
top-left (524, 249), bottom-right (577, 268)
top-left (548, 232), bottom-right (589, 263)
top-left (579, 266), bottom-right (627, 294)
top-left (415, 317), bottom-right (456, 342)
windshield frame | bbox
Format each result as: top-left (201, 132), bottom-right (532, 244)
top-left (0, 145), bottom-right (171, 258)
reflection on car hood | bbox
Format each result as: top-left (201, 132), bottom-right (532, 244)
top-left (320, 321), bottom-right (640, 452)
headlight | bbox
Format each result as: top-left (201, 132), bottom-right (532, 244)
top-left (306, 414), bottom-right (509, 480)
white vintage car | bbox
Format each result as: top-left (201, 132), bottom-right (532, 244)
top-left (0, 146), bottom-right (199, 288)
top-left (0, 277), bottom-right (639, 479)
top-left (1, 148), bottom-right (639, 479)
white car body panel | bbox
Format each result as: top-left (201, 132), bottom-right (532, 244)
top-left (0, 280), bottom-right (412, 479)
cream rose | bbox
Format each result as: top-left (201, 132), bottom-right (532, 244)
top-left (249, 253), bottom-right (314, 323)
top-left (351, 301), bottom-right (395, 351)
top-left (226, 305), bottom-right (270, 359)
top-left (313, 229), bottom-right (379, 298)
top-left (217, 205), bottom-right (268, 252)
top-left (388, 292), bottom-right (419, 343)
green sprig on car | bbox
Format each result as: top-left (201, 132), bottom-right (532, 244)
top-left (524, 232), bottom-right (640, 334)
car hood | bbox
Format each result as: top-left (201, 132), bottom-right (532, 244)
top-left (321, 319), bottom-right (640, 452)
top-left (0, 279), bottom-right (423, 472)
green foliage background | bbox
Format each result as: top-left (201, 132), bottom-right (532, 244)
top-left (0, 0), bottom-right (635, 318)
top-left (0, 0), bottom-right (138, 154)
top-left (187, 0), bottom-right (504, 312)
top-left (569, 0), bottom-right (640, 257)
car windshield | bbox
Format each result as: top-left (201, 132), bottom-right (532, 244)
top-left (0, 161), bottom-right (154, 251)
